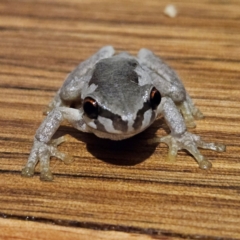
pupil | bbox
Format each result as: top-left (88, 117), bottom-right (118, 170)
top-left (150, 88), bottom-right (161, 109)
top-left (83, 98), bottom-right (98, 119)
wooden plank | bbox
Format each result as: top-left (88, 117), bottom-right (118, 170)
top-left (0, 0), bottom-right (239, 239)
top-left (0, 218), bottom-right (156, 240)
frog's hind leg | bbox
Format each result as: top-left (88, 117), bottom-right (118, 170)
top-left (177, 92), bottom-right (204, 128)
top-left (185, 93), bottom-right (204, 120)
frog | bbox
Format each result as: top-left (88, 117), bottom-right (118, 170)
top-left (22, 46), bottom-right (226, 181)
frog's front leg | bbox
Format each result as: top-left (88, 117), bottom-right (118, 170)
top-left (150, 97), bottom-right (225, 169)
top-left (22, 107), bottom-right (86, 181)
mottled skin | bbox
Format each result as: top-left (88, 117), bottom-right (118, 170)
top-left (22, 46), bottom-right (226, 181)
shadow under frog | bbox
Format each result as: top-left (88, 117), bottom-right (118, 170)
top-left (54, 118), bottom-right (167, 167)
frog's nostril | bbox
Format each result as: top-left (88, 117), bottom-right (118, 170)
top-left (128, 60), bottom-right (138, 68)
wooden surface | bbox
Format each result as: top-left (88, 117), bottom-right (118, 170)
top-left (0, 0), bottom-right (240, 239)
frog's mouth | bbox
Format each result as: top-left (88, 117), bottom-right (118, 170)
top-left (87, 117), bottom-right (155, 141)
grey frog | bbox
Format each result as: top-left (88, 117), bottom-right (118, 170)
top-left (22, 46), bottom-right (226, 181)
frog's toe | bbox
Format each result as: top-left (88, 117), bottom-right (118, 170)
top-left (199, 158), bottom-right (212, 170)
top-left (185, 117), bottom-right (196, 129)
top-left (40, 169), bottom-right (54, 181)
top-left (50, 146), bottom-right (74, 165)
top-left (182, 142), bottom-right (212, 169)
top-left (215, 143), bottom-right (226, 152)
top-left (197, 140), bottom-right (226, 152)
top-left (49, 136), bottom-right (74, 164)
top-left (53, 151), bottom-right (74, 165)
top-left (160, 135), bottom-right (178, 162)
top-left (21, 166), bottom-right (35, 177)
top-left (50, 136), bottom-right (66, 147)
top-left (38, 146), bottom-right (73, 181)
top-left (192, 107), bottom-right (204, 120)
top-left (166, 147), bottom-right (178, 162)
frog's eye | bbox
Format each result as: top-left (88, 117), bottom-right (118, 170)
top-left (83, 97), bottom-right (99, 119)
top-left (150, 87), bottom-right (161, 110)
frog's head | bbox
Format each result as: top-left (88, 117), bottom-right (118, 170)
top-left (81, 57), bottom-right (162, 140)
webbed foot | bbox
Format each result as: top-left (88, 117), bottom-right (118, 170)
top-left (22, 136), bottom-right (73, 181)
top-left (148, 132), bottom-right (226, 169)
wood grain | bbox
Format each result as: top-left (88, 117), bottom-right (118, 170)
top-left (0, 0), bottom-right (240, 239)
top-left (0, 218), bottom-right (158, 240)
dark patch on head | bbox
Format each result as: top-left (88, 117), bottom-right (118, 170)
top-left (132, 101), bottom-right (151, 130)
top-left (88, 57), bottom-right (139, 86)
top-left (99, 108), bottom-right (128, 133)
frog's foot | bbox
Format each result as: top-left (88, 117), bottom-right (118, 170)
top-left (148, 132), bottom-right (226, 169)
top-left (21, 136), bottom-right (73, 181)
